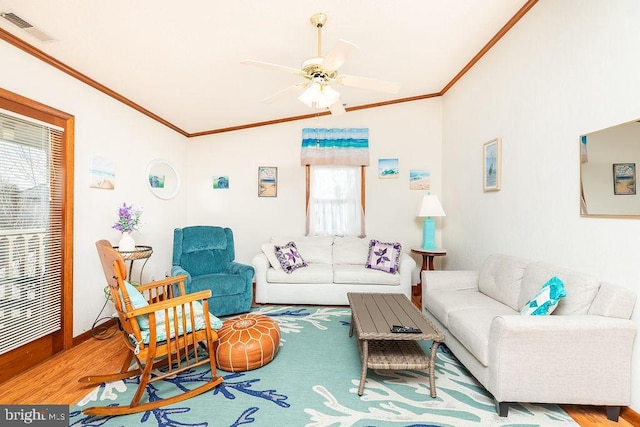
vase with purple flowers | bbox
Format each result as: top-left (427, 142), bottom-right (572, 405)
top-left (112, 202), bottom-right (143, 251)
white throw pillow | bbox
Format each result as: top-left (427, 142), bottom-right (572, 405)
top-left (261, 243), bottom-right (282, 270)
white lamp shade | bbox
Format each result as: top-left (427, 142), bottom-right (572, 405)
top-left (318, 85), bottom-right (340, 108)
top-left (418, 194), bottom-right (446, 217)
top-left (298, 83), bottom-right (340, 109)
top-left (298, 83), bottom-right (320, 107)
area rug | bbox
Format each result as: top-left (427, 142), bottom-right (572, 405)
top-left (70, 306), bottom-right (578, 426)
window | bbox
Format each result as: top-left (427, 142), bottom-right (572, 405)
top-left (306, 165), bottom-right (365, 236)
top-left (0, 110), bottom-right (63, 355)
top-left (0, 87), bottom-right (74, 383)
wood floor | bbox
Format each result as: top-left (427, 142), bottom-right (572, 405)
top-left (0, 299), bottom-right (636, 427)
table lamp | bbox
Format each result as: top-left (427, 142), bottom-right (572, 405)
top-left (417, 194), bottom-right (446, 249)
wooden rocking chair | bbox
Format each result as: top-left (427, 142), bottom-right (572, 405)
top-left (79, 240), bottom-right (223, 416)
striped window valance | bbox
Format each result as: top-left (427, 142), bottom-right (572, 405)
top-left (301, 128), bottom-right (369, 166)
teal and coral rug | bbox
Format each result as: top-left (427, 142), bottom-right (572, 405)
top-left (70, 306), bottom-right (578, 426)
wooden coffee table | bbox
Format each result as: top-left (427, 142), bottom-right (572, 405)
top-left (347, 292), bottom-right (445, 397)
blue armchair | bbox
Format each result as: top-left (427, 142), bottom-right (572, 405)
top-left (171, 226), bottom-right (254, 317)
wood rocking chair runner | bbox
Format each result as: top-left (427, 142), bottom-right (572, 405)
top-left (79, 240), bottom-right (223, 416)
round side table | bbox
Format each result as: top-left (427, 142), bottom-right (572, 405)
top-left (114, 245), bottom-right (153, 283)
top-left (411, 247), bottom-right (447, 296)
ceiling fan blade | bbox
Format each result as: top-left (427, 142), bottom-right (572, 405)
top-left (322, 39), bottom-right (359, 72)
top-left (241, 59), bottom-right (303, 76)
top-left (261, 82), bottom-right (307, 104)
top-left (337, 74), bottom-right (400, 94)
top-left (328, 99), bottom-right (346, 116)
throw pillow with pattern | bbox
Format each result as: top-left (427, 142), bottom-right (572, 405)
top-left (365, 240), bottom-right (402, 274)
top-left (520, 276), bottom-right (567, 315)
top-left (274, 241), bottom-right (307, 274)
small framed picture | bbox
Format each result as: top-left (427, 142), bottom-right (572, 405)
top-left (258, 166), bottom-right (277, 197)
top-left (378, 158), bottom-right (399, 179)
top-left (483, 138), bottom-right (501, 192)
top-left (212, 176), bottom-right (229, 189)
top-left (613, 163), bottom-right (636, 195)
top-left (409, 169), bottom-right (430, 190)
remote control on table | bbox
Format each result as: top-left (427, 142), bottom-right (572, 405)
top-left (390, 325), bottom-right (422, 333)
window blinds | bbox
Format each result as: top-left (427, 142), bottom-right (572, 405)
top-left (0, 110), bottom-right (63, 355)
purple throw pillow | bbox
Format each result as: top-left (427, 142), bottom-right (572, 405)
top-left (365, 240), bottom-right (401, 274)
top-left (274, 241), bottom-right (307, 274)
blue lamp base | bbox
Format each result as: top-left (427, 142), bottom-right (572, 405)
top-left (422, 217), bottom-right (436, 249)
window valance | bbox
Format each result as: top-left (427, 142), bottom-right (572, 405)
top-left (301, 128), bottom-right (369, 166)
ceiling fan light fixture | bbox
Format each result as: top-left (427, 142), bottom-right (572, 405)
top-left (319, 85), bottom-right (340, 108)
top-left (298, 83), bottom-right (340, 109)
top-left (243, 12), bottom-right (397, 115)
top-left (298, 83), bottom-right (321, 107)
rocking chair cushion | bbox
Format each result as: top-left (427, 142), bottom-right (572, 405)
top-left (139, 300), bottom-right (223, 344)
top-left (118, 281), bottom-right (151, 328)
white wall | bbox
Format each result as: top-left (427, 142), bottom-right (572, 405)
top-left (1, 42), bottom-right (188, 336)
top-left (185, 99), bottom-right (443, 272)
top-left (441, 0), bottom-right (640, 411)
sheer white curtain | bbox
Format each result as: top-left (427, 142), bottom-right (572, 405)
top-left (307, 165), bottom-right (364, 236)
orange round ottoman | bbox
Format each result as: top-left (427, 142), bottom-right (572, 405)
top-left (214, 313), bottom-right (281, 372)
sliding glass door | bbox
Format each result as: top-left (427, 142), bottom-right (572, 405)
top-left (0, 88), bottom-right (73, 383)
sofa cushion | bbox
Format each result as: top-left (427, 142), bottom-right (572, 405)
top-left (588, 282), bottom-right (637, 319)
top-left (365, 240), bottom-right (402, 274)
top-left (333, 236), bottom-right (369, 264)
top-left (333, 264), bottom-right (401, 285)
top-left (520, 276), bottom-right (566, 315)
top-left (181, 249), bottom-right (231, 276)
top-left (274, 241), bottom-right (307, 273)
top-left (271, 235), bottom-right (333, 264)
top-left (266, 264), bottom-right (333, 284)
top-left (478, 254), bottom-right (529, 311)
top-left (518, 262), bottom-right (600, 315)
top-left (448, 306), bottom-right (518, 367)
top-left (190, 273), bottom-right (248, 297)
top-left (425, 289), bottom-right (512, 329)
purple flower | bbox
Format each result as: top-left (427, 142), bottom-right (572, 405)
top-left (112, 202), bottom-right (143, 233)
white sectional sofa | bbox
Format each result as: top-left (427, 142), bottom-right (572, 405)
top-left (252, 235), bottom-right (416, 305)
top-left (422, 254), bottom-right (637, 421)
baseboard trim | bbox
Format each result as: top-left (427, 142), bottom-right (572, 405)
top-left (622, 406), bottom-right (640, 425)
top-left (72, 319), bottom-right (118, 346)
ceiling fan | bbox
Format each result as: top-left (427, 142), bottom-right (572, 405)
top-left (241, 13), bottom-right (400, 115)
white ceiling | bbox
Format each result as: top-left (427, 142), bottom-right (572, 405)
top-left (0, 0), bottom-right (531, 135)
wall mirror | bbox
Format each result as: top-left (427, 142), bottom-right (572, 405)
top-left (146, 159), bottom-right (180, 200)
top-left (580, 119), bottom-right (640, 217)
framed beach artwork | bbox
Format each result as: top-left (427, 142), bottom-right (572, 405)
top-left (613, 163), bottom-right (636, 195)
top-left (258, 166), bottom-right (277, 197)
top-left (378, 158), bottom-right (399, 179)
top-left (409, 169), bottom-right (430, 190)
top-left (483, 138), bottom-right (501, 192)
top-left (89, 156), bottom-right (116, 190)
top-left (212, 176), bottom-right (229, 189)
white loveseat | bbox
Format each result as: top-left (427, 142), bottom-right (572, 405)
top-left (422, 254), bottom-right (637, 421)
top-left (252, 235), bottom-right (416, 305)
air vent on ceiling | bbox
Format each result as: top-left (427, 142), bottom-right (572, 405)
top-left (1, 12), bottom-right (55, 42)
